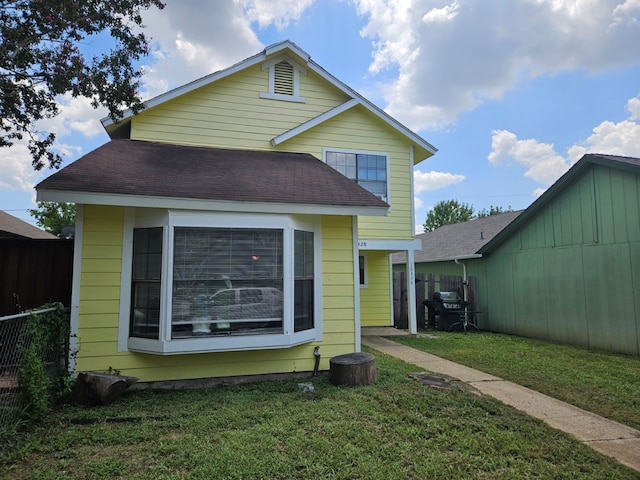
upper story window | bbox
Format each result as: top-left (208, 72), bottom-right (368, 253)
top-left (120, 210), bottom-right (321, 355)
top-left (324, 149), bottom-right (390, 203)
top-left (260, 55), bottom-right (306, 103)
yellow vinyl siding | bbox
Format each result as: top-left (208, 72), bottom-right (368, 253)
top-left (75, 208), bottom-right (357, 381)
top-left (75, 205), bottom-right (125, 373)
top-left (360, 251), bottom-right (392, 326)
top-left (131, 64), bottom-right (416, 241)
top-left (276, 107), bottom-right (415, 239)
top-left (130, 64), bottom-right (350, 151)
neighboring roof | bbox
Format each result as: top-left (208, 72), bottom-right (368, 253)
top-left (479, 153), bottom-right (640, 254)
top-left (391, 210), bottom-right (523, 264)
top-left (0, 210), bottom-right (57, 239)
top-left (36, 139), bottom-right (389, 216)
top-left (101, 40), bottom-right (437, 163)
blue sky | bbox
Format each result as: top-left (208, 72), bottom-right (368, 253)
top-left (3, 0), bottom-right (640, 232)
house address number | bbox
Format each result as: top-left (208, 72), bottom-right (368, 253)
top-left (358, 241), bottom-right (367, 248)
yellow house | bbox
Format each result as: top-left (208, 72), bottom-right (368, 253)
top-left (36, 41), bottom-right (436, 383)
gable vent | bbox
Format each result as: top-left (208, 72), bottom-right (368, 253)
top-left (273, 61), bottom-right (294, 95)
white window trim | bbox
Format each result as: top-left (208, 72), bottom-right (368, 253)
top-left (118, 209), bottom-right (322, 354)
top-left (323, 147), bottom-right (392, 205)
top-left (260, 55), bottom-right (306, 103)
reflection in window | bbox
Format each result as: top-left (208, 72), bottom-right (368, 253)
top-left (130, 228), bottom-right (163, 338)
top-left (326, 151), bottom-right (388, 201)
top-left (171, 228), bottom-right (284, 338)
top-left (294, 230), bottom-right (314, 332)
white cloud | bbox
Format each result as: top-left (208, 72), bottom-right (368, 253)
top-left (136, 0), bottom-right (318, 100)
top-left (137, 0), bottom-right (264, 99)
top-left (533, 187), bottom-right (547, 198)
top-left (488, 129), bottom-right (570, 185)
top-left (0, 94), bottom-right (106, 194)
top-left (239, 0), bottom-right (315, 30)
top-left (568, 119), bottom-right (640, 160)
top-left (626, 94), bottom-right (640, 120)
top-left (353, 0), bottom-right (640, 131)
top-left (423, 1), bottom-right (460, 24)
top-left (488, 94), bottom-right (640, 193)
top-left (414, 169), bottom-right (466, 192)
top-left (0, 143), bottom-right (42, 192)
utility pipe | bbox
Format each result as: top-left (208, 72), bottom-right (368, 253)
top-left (454, 258), bottom-right (469, 323)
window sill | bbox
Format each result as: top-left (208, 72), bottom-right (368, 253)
top-left (259, 92), bottom-right (305, 103)
top-left (128, 329), bottom-right (317, 355)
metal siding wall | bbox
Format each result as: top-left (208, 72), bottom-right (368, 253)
top-left (542, 247), bottom-right (589, 346)
top-left (596, 167), bottom-right (616, 245)
top-left (484, 253), bottom-right (517, 333)
top-left (629, 242), bottom-right (640, 355)
top-left (621, 170), bottom-right (640, 242)
top-left (482, 165), bottom-right (640, 355)
top-left (583, 243), bottom-right (637, 354)
top-left (512, 250), bottom-right (548, 339)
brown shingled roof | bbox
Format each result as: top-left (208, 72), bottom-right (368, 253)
top-left (36, 139), bottom-right (389, 209)
top-left (392, 210), bottom-right (523, 264)
top-left (0, 210), bottom-right (57, 239)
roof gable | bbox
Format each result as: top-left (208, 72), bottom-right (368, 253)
top-left (36, 140), bottom-right (389, 216)
top-left (101, 40), bottom-right (436, 162)
top-left (479, 153), bottom-right (640, 254)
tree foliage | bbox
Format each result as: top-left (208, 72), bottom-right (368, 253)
top-left (423, 199), bottom-right (474, 232)
top-left (29, 201), bottom-right (76, 238)
top-left (476, 205), bottom-right (513, 218)
top-left (0, 0), bottom-right (166, 170)
top-left (423, 200), bottom-right (514, 232)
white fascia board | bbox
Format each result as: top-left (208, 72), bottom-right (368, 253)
top-left (101, 49), bottom-right (270, 129)
top-left (37, 189), bottom-right (389, 217)
top-left (265, 40), bottom-right (310, 62)
top-left (357, 238), bottom-right (422, 251)
top-left (302, 61), bottom-right (437, 158)
top-left (416, 254), bottom-right (484, 263)
top-left (102, 41), bottom-right (312, 130)
top-left (271, 99), bottom-right (359, 146)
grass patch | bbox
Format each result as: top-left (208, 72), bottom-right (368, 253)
top-left (1, 350), bottom-right (637, 479)
top-left (393, 332), bottom-right (640, 430)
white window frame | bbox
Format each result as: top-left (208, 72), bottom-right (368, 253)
top-left (118, 209), bottom-right (322, 354)
top-left (260, 55), bottom-right (307, 103)
top-left (323, 147), bottom-right (391, 204)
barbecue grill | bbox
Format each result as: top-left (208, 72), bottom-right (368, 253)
top-left (423, 291), bottom-right (468, 331)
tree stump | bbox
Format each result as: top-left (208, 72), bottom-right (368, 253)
top-left (71, 372), bottom-right (139, 406)
top-left (329, 352), bottom-right (377, 386)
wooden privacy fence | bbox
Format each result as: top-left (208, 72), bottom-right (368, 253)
top-left (0, 239), bottom-right (73, 316)
top-left (393, 273), bottom-right (477, 329)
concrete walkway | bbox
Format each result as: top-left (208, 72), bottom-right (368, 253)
top-left (361, 331), bottom-right (640, 473)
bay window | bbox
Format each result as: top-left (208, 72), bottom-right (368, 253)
top-left (121, 210), bottom-right (321, 354)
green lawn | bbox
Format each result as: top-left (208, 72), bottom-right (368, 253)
top-left (2, 348), bottom-right (638, 479)
top-left (393, 331), bottom-right (640, 431)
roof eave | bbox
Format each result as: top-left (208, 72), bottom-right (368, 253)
top-left (37, 190), bottom-right (389, 217)
top-left (478, 154), bottom-right (633, 254)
